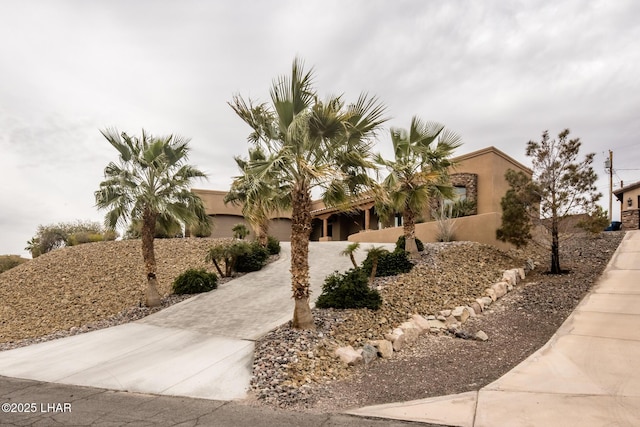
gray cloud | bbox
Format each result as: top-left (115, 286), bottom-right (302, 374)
top-left (1, 0), bottom-right (639, 256)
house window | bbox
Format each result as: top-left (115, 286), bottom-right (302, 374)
top-left (394, 214), bottom-right (403, 227)
top-left (443, 186), bottom-right (467, 210)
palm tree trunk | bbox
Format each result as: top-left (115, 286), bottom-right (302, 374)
top-left (369, 258), bottom-right (378, 286)
top-left (141, 209), bottom-right (162, 307)
top-left (258, 220), bottom-right (269, 247)
top-left (349, 253), bottom-right (357, 269)
top-left (211, 260), bottom-right (224, 277)
top-left (403, 207), bottom-right (419, 258)
top-left (290, 183), bottom-right (315, 330)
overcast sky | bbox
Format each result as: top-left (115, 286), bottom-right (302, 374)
top-left (1, 0), bottom-right (639, 256)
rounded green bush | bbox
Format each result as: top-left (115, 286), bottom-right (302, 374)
top-left (172, 269), bottom-right (218, 295)
top-left (361, 250), bottom-right (414, 277)
top-left (236, 242), bottom-right (269, 272)
top-left (316, 269), bottom-right (382, 310)
top-left (266, 235), bottom-right (281, 255)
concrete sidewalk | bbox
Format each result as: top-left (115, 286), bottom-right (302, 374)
top-left (0, 241), bottom-right (392, 401)
top-left (347, 230), bottom-right (640, 426)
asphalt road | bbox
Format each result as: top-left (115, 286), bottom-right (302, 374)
top-left (0, 375), bottom-right (439, 427)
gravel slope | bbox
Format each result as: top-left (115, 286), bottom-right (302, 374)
top-left (0, 238), bottom-right (226, 344)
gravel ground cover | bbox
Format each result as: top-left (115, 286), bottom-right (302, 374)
top-left (245, 231), bottom-right (624, 412)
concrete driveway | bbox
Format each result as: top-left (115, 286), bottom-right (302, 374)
top-left (0, 241), bottom-right (393, 401)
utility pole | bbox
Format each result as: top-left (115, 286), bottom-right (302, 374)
top-left (606, 150), bottom-right (613, 222)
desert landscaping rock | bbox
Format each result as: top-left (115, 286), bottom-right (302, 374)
top-left (335, 346), bottom-right (363, 366)
top-left (369, 339), bottom-right (394, 359)
top-left (480, 296), bottom-right (493, 307)
top-left (491, 282), bottom-right (508, 298)
top-left (452, 306), bottom-right (471, 322)
top-left (360, 344), bottom-right (378, 365)
top-left (470, 301), bottom-right (482, 314)
top-left (475, 330), bottom-right (489, 341)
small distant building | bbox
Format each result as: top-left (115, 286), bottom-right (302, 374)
top-left (193, 146), bottom-right (532, 249)
top-left (614, 181), bottom-right (640, 230)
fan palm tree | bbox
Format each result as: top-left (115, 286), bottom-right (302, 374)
top-left (340, 242), bottom-right (360, 268)
top-left (224, 147), bottom-right (286, 246)
top-left (365, 245), bottom-right (388, 286)
top-left (375, 116), bottom-right (462, 257)
top-left (229, 58), bottom-right (387, 329)
top-left (95, 129), bottom-right (209, 307)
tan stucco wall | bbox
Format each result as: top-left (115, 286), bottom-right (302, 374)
top-left (193, 189), bottom-right (293, 241)
top-left (193, 189), bottom-right (244, 216)
top-left (348, 212), bottom-right (512, 251)
top-left (618, 187), bottom-right (640, 211)
top-left (192, 188), bottom-right (292, 219)
top-left (452, 147), bottom-right (531, 215)
top-left (207, 214), bottom-right (292, 241)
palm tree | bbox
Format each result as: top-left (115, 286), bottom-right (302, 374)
top-left (95, 128), bottom-right (209, 307)
top-left (375, 116), bottom-right (461, 257)
top-left (224, 147), bottom-right (285, 246)
top-left (340, 242), bottom-right (360, 268)
top-left (231, 223), bottom-right (250, 240)
top-left (229, 58), bottom-right (387, 329)
top-left (365, 245), bottom-right (388, 286)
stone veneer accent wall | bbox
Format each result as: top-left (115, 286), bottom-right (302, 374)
top-left (450, 173), bottom-right (478, 215)
top-left (621, 209), bottom-right (640, 230)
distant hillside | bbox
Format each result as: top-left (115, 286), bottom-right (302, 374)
top-left (0, 238), bottom-right (224, 344)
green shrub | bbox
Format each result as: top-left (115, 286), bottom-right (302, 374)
top-left (316, 269), bottom-right (382, 310)
top-left (172, 269), bottom-right (218, 295)
top-left (362, 249), bottom-right (414, 277)
top-left (266, 235), bottom-right (281, 255)
top-left (232, 223), bottom-right (250, 240)
top-left (26, 220), bottom-right (119, 256)
top-left (0, 255), bottom-right (29, 274)
top-left (236, 242), bottom-right (270, 272)
top-left (189, 221), bottom-right (212, 237)
top-left (207, 241), bottom-right (251, 277)
top-left (395, 235), bottom-right (424, 252)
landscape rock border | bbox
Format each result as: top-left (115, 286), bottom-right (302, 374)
top-left (334, 266), bottom-right (528, 365)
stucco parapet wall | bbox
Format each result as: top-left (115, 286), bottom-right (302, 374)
top-left (191, 188), bottom-right (292, 219)
top-left (348, 212), bottom-right (512, 251)
top-left (453, 146), bottom-right (532, 175)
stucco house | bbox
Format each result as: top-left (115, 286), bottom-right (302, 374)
top-left (614, 180), bottom-right (640, 230)
top-left (192, 146), bottom-right (532, 249)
